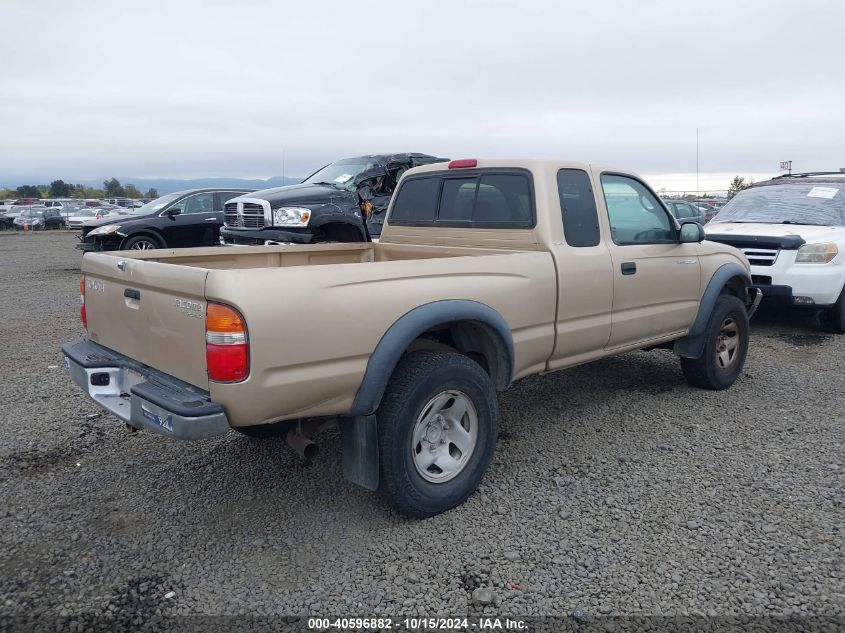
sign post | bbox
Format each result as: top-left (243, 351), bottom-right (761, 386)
top-left (779, 160), bottom-right (792, 175)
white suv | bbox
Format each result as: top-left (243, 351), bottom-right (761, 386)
top-left (706, 173), bottom-right (845, 333)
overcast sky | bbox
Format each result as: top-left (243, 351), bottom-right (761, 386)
top-left (3, 0), bottom-right (843, 191)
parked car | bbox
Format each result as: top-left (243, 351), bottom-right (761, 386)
top-left (104, 197), bottom-right (140, 208)
top-left (64, 158), bottom-right (759, 517)
top-left (78, 188), bottom-right (253, 251)
top-left (220, 153), bottom-right (448, 245)
top-left (0, 209), bottom-right (24, 229)
top-left (44, 199), bottom-right (83, 220)
top-left (663, 199), bottom-right (706, 225)
top-left (707, 172), bottom-right (845, 332)
top-left (66, 208), bottom-right (116, 230)
top-left (13, 207), bottom-right (65, 230)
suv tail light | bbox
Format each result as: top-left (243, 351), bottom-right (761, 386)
top-left (206, 302), bottom-right (249, 382)
top-left (80, 275), bottom-right (87, 329)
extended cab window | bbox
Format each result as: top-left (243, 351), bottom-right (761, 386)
top-left (390, 170), bottom-right (534, 228)
top-left (601, 174), bottom-right (675, 244)
top-left (558, 169), bottom-right (600, 247)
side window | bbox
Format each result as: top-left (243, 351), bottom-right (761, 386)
top-left (390, 177), bottom-right (440, 223)
top-left (558, 169), bottom-right (600, 247)
top-left (215, 191), bottom-right (243, 210)
top-left (182, 193), bottom-right (215, 214)
top-left (600, 174), bottom-right (675, 245)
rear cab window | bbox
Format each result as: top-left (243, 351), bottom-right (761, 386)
top-left (389, 169), bottom-right (535, 228)
top-left (558, 169), bottom-right (600, 247)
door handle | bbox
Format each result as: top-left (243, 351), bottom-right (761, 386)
top-left (621, 262), bottom-right (637, 275)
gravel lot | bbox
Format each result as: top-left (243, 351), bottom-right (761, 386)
top-left (0, 231), bottom-right (842, 631)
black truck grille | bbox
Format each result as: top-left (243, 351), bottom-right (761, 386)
top-left (223, 202), bottom-right (238, 226)
top-left (242, 203), bottom-right (265, 228)
top-left (223, 202), bottom-right (265, 229)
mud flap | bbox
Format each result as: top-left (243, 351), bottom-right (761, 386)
top-left (340, 414), bottom-right (379, 491)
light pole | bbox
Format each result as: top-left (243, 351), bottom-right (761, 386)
top-left (696, 127), bottom-right (700, 201)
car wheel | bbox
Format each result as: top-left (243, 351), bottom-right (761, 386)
top-left (680, 294), bottom-right (749, 390)
top-left (122, 235), bottom-right (162, 250)
top-left (377, 350), bottom-right (498, 518)
top-left (821, 288), bottom-right (845, 334)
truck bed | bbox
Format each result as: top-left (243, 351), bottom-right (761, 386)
top-left (81, 239), bottom-right (556, 425)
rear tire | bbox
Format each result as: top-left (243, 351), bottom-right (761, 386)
top-left (821, 288), bottom-right (845, 334)
top-left (680, 294), bottom-right (749, 390)
top-left (377, 351), bottom-right (498, 518)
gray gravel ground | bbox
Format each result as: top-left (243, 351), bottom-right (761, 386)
top-left (0, 231), bottom-right (843, 632)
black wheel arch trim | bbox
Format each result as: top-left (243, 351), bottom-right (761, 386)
top-left (674, 262), bottom-right (752, 359)
top-left (349, 300), bottom-right (515, 416)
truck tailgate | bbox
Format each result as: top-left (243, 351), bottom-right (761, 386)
top-left (82, 253), bottom-right (209, 389)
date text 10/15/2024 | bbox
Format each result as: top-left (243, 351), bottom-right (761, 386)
top-left (308, 617), bottom-right (528, 631)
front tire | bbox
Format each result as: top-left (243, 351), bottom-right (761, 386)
top-left (377, 351), bottom-right (498, 518)
top-left (680, 294), bottom-right (749, 390)
top-left (121, 234), bottom-right (163, 250)
top-left (821, 288), bottom-right (845, 334)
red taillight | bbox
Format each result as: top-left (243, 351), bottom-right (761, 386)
top-left (448, 159), bottom-right (477, 169)
top-left (206, 344), bottom-right (249, 382)
top-left (205, 302), bottom-right (249, 382)
top-left (80, 275), bottom-right (87, 329)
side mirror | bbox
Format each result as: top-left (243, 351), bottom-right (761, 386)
top-left (679, 221), bottom-right (705, 243)
top-left (166, 207), bottom-right (181, 216)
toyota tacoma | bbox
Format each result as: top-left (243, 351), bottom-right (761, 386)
top-left (64, 159), bottom-right (760, 517)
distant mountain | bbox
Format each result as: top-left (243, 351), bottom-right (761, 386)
top-left (2, 176), bottom-right (304, 195)
top-left (95, 176), bottom-right (304, 195)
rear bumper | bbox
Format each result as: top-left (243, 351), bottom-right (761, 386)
top-left (62, 338), bottom-right (230, 440)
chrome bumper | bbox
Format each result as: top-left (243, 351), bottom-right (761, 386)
top-left (62, 339), bottom-right (230, 440)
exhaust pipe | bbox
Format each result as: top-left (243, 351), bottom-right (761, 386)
top-left (286, 428), bottom-right (319, 461)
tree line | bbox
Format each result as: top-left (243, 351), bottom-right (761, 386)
top-left (1, 178), bottom-right (158, 201)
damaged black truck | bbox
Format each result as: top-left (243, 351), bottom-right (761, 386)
top-left (220, 153), bottom-right (448, 244)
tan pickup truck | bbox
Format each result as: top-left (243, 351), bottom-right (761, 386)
top-left (64, 159), bottom-right (761, 516)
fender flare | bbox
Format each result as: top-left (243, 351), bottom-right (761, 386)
top-left (674, 262), bottom-right (752, 358)
top-left (349, 300), bottom-right (514, 416)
